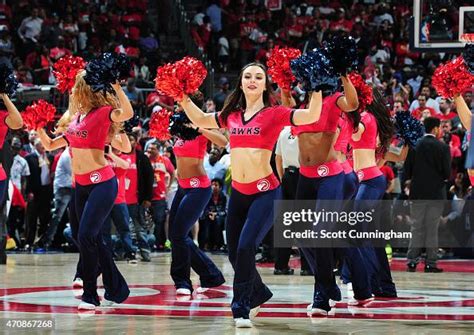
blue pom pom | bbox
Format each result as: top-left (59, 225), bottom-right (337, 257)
top-left (463, 44), bottom-right (474, 75)
top-left (290, 48), bottom-right (338, 93)
top-left (84, 53), bottom-right (131, 94)
top-left (324, 35), bottom-right (358, 76)
top-left (0, 64), bottom-right (18, 97)
top-left (169, 112), bottom-right (200, 141)
top-left (394, 111), bottom-right (425, 147)
top-left (124, 114), bottom-right (140, 133)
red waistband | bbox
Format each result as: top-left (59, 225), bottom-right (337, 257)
top-left (178, 175), bottom-right (211, 189)
top-left (356, 166), bottom-right (383, 182)
top-left (0, 166), bottom-right (6, 181)
top-left (232, 174), bottom-right (280, 195)
top-left (341, 160), bottom-right (353, 174)
top-left (300, 160), bottom-right (343, 178)
top-left (75, 165), bottom-right (115, 186)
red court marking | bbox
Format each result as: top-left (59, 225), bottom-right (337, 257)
top-left (1, 285), bottom-right (474, 321)
top-left (257, 258), bottom-right (474, 273)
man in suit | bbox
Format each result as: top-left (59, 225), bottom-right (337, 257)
top-left (404, 117), bottom-right (451, 273)
top-left (25, 139), bottom-right (53, 249)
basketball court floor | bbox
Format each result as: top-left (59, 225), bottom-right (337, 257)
top-left (0, 253), bottom-right (473, 334)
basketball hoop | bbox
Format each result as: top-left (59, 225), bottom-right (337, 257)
top-left (460, 33), bottom-right (474, 43)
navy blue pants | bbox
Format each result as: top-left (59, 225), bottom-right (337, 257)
top-left (152, 199), bottom-right (168, 247)
top-left (355, 175), bottom-right (397, 297)
top-left (296, 173), bottom-right (345, 306)
top-left (227, 187), bottom-right (280, 318)
top-left (343, 171), bottom-right (359, 200)
top-left (0, 179), bottom-right (6, 207)
top-left (101, 203), bottom-right (135, 255)
top-left (169, 186), bottom-right (224, 291)
top-left (76, 178), bottom-right (129, 305)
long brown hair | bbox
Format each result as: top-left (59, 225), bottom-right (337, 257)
top-left (367, 87), bottom-right (394, 151)
top-left (220, 62), bottom-right (275, 124)
top-left (58, 70), bottom-right (122, 136)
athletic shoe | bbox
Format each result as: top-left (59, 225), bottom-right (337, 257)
top-left (73, 278), bottom-right (83, 288)
top-left (234, 318), bottom-right (252, 328)
top-left (307, 301), bottom-right (331, 316)
top-left (78, 301), bottom-right (97, 310)
top-left (6, 238), bottom-right (16, 250)
top-left (101, 299), bottom-right (115, 307)
top-left (164, 240), bottom-right (172, 250)
top-left (348, 296), bottom-right (374, 306)
top-left (139, 249), bottom-right (151, 262)
top-left (249, 306), bottom-right (260, 319)
top-left (196, 287), bottom-right (209, 294)
top-left (125, 252), bottom-right (138, 264)
top-left (424, 265), bottom-right (443, 273)
top-left (407, 263), bottom-right (417, 272)
top-left (176, 288), bottom-right (192, 295)
top-left (273, 268), bottom-right (294, 275)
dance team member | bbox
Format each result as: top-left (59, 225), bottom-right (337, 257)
top-left (101, 144), bottom-right (138, 263)
top-left (168, 92), bottom-right (228, 296)
top-left (282, 76), bottom-right (369, 315)
top-left (0, 94), bottom-right (23, 205)
top-left (454, 94), bottom-right (474, 184)
top-left (37, 71), bottom-right (133, 309)
top-left (351, 88), bottom-right (397, 298)
top-left (179, 63), bottom-right (323, 327)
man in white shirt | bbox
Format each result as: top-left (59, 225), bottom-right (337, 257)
top-left (10, 137), bottom-right (29, 192)
top-left (17, 8), bottom-right (43, 55)
top-left (409, 86), bottom-right (440, 114)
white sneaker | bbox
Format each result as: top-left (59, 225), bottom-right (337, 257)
top-left (72, 278), bottom-right (83, 288)
top-left (101, 299), bottom-right (115, 307)
top-left (249, 306), bottom-right (260, 319)
top-left (176, 288), bottom-right (192, 295)
top-left (78, 301), bottom-right (96, 310)
top-left (346, 282), bottom-right (353, 296)
top-left (234, 318), bottom-right (252, 328)
top-left (196, 287), bottom-right (209, 294)
top-left (348, 296), bottom-right (374, 306)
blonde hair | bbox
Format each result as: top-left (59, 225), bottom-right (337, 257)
top-left (56, 70), bottom-right (123, 136)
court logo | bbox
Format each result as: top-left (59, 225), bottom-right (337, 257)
top-left (90, 172), bottom-right (102, 184)
top-left (257, 179), bottom-right (270, 192)
top-left (317, 165), bottom-right (329, 177)
top-left (190, 178), bottom-right (200, 188)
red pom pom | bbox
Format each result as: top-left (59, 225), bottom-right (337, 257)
top-left (53, 55), bottom-right (86, 94)
top-left (348, 72), bottom-right (373, 111)
top-left (22, 100), bottom-right (57, 130)
top-left (432, 57), bottom-right (474, 98)
top-left (155, 57), bottom-right (207, 101)
top-left (148, 108), bottom-right (172, 141)
top-left (267, 46), bottom-right (301, 90)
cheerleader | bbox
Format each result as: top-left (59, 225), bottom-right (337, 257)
top-left (455, 93), bottom-right (474, 183)
top-left (169, 92), bottom-right (228, 295)
top-left (282, 76), bottom-right (365, 315)
top-left (351, 88), bottom-right (397, 298)
top-left (0, 94), bottom-right (23, 205)
top-left (37, 70), bottom-right (133, 310)
top-left (179, 63), bottom-right (323, 327)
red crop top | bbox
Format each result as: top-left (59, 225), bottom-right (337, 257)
top-left (215, 105), bottom-right (295, 150)
top-left (65, 105), bottom-right (113, 149)
top-left (350, 111), bottom-right (378, 150)
top-left (0, 110), bottom-right (8, 147)
top-left (173, 135), bottom-right (208, 159)
top-left (292, 92), bottom-right (342, 136)
top-left (334, 114), bottom-right (354, 154)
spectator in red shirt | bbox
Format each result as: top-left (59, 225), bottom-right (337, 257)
top-left (49, 37), bottom-right (72, 61)
top-left (146, 140), bottom-right (175, 250)
top-left (329, 8), bottom-right (353, 32)
top-left (438, 98), bottom-right (457, 121)
top-left (411, 94), bottom-right (437, 120)
top-left (25, 44), bottom-right (51, 84)
top-left (255, 38), bottom-right (274, 65)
